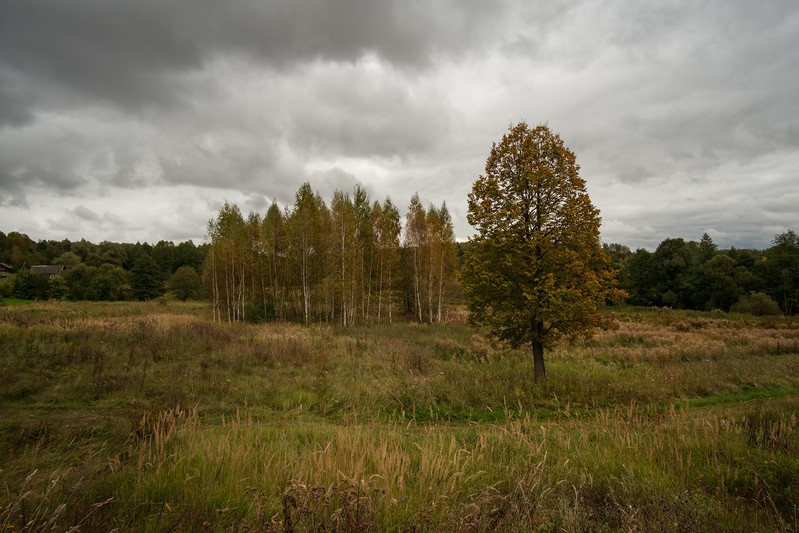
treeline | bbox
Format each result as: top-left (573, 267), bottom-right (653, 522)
top-left (205, 183), bottom-right (458, 325)
top-left (6, 211), bottom-right (795, 320)
top-left (0, 231), bottom-right (206, 301)
top-left (606, 230), bottom-right (799, 315)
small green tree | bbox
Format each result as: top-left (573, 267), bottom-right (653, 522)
top-left (93, 264), bottom-right (130, 300)
top-left (730, 292), bottom-right (782, 316)
top-left (13, 269), bottom-right (49, 300)
top-left (167, 266), bottom-right (201, 301)
top-left (12, 269), bottom-right (34, 299)
top-left (130, 255), bottom-right (163, 301)
top-left (763, 230), bottom-right (799, 315)
top-left (0, 280), bottom-right (12, 298)
top-left (64, 263), bottom-right (98, 300)
top-left (461, 122), bottom-right (624, 381)
top-left (48, 276), bottom-right (68, 300)
top-left (621, 248), bottom-right (660, 306)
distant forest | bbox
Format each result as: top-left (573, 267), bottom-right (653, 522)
top-left (0, 231), bottom-right (207, 302)
top-left (604, 230), bottom-right (799, 316)
top-left (2, 201), bottom-right (797, 319)
top-left (0, 183), bottom-right (460, 325)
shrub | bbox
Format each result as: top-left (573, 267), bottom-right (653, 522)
top-left (0, 280), bottom-right (12, 298)
top-left (48, 276), bottom-right (68, 300)
top-left (731, 292), bottom-right (782, 316)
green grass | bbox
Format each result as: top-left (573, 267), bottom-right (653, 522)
top-left (0, 297), bottom-right (34, 307)
top-left (1, 301), bottom-right (798, 531)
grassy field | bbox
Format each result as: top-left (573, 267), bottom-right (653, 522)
top-left (1, 300), bottom-right (798, 531)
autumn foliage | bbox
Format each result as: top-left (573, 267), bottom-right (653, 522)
top-left (204, 184), bottom-right (457, 325)
top-left (462, 122), bottom-right (624, 380)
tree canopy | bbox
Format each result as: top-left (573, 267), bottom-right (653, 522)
top-left (461, 122), bottom-right (623, 381)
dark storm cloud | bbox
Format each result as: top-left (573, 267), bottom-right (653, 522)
top-left (0, 111), bottom-right (155, 203)
top-left (0, 0), bottom-right (498, 210)
top-left (0, 0), bottom-right (500, 122)
top-left (0, 68), bottom-right (36, 126)
top-left (0, 120), bottom-right (89, 204)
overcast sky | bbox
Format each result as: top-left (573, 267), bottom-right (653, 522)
top-left (1, 1), bottom-right (797, 250)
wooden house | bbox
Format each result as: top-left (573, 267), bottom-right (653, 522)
top-left (30, 265), bottom-right (66, 279)
top-left (0, 262), bottom-right (13, 279)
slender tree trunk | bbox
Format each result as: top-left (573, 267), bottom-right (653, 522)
top-left (427, 244), bottom-right (434, 323)
top-left (271, 240), bottom-right (282, 320)
top-left (224, 255), bottom-right (232, 322)
top-left (532, 320), bottom-right (546, 382)
top-left (377, 250), bottom-right (384, 321)
top-left (349, 265), bottom-right (356, 326)
top-left (436, 248), bottom-right (444, 323)
top-left (240, 262), bottom-right (246, 322)
top-left (301, 239), bottom-right (309, 324)
top-left (211, 249), bottom-right (220, 323)
top-left (340, 220), bottom-right (347, 327)
top-left (365, 250), bottom-right (373, 322)
top-left (387, 257), bottom-right (393, 324)
top-left (413, 247), bottom-right (422, 322)
top-left (261, 254), bottom-right (268, 320)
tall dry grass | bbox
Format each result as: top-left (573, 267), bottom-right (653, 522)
top-left (0, 301), bottom-right (797, 530)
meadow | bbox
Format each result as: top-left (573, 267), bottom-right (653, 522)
top-left (1, 300), bottom-right (798, 531)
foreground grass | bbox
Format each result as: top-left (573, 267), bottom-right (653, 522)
top-left (1, 301), bottom-right (798, 531)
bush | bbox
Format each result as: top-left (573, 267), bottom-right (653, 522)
top-left (48, 276), bottom-right (68, 300)
top-left (244, 301), bottom-right (276, 323)
top-left (13, 270), bottom-right (49, 300)
top-left (731, 292), bottom-right (782, 316)
top-left (0, 280), bottom-right (12, 298)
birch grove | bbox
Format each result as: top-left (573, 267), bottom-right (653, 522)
top-left (204, 183), bottom-right (456, 325)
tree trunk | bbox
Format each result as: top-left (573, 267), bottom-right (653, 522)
top-left (387, 261), bottom-right (393, 324)
top-left (377, 251), bottom-right (384, 321)
top-left (436, 247), bottom-right (445, 323)
top-left (532, 320), bottom-right (546, 382)
top-left (413, 247), bottom-right (422, 322)
top-left (532, 340), bottom-right (546, 382)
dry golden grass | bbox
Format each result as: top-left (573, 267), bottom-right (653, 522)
top-left (1, 302), bottom-right (797, 531)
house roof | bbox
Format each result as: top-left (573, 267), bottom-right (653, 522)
top-left (0, 262), bottom-right (13, 272)
top-left (30, 265), bottom-right (66, 275)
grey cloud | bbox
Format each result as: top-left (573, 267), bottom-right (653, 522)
top-left (0, 69), bottom-right (36, 126)
top-left (73, 205), bottom-right (101, 222)
top-left (524, 1), bottom-right (799, 189)
top-left (0, 112), bottom-right (159, 200)
top-left (1, 0), bottom-right (797, 250)
top-left (157, 132), bottom-right (301, 195)
top-left (0, 126), bottom-right (88, 195)
top-left (0, 0), bottom-right (503, 124)
top-left (307, 167), bottom-right (364, 200)
top-left (286, 73), bottom-right (451, 160)
top-left (0, 1), bottom-right (206, 120)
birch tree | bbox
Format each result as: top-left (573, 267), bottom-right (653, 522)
top-left (404, 193), bottom-right (427, 322)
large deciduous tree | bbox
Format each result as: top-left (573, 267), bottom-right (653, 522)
top-left (461, 122), bottom-right (623, 381)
